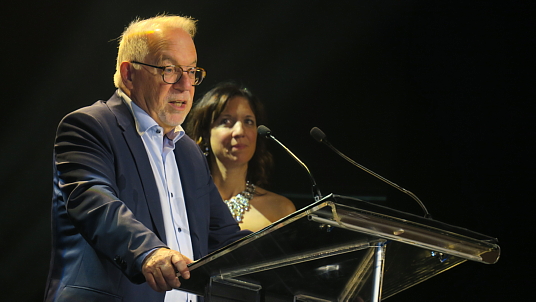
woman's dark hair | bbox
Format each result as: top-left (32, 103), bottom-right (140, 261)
top-left (186, 82), bottom-right (273, 187)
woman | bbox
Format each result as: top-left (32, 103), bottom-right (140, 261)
top-left (187, 82), bottom-right (295, 232)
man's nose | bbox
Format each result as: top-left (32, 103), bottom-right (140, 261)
top-left (172, 70), bottom-right (193, 90)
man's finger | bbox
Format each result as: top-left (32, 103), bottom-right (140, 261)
top-left (146, 271), bottom-right (169, 292)
top-left (145, 273), bottom-right (158, 292)
top-left (155, 267), bottom-right (173, 291)
top-left (171, 254), bottom-right (191, 280)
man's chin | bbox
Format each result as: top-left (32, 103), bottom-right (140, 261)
top-left (163, 114), bottom-right (188, 127)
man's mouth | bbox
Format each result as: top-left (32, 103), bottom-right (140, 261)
top-left (169, 101), bottom-right (187, 109)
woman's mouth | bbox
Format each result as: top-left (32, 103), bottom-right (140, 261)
top-left (232, 144), bottom-right (247, 150)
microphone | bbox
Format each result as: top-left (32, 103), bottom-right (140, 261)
top-left (310, 127), bottom-right (432, 218)
top-left (258, 125), bottom-right (322, 202)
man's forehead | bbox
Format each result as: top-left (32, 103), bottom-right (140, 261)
top-left (146, 28), bottom-right (197, 65)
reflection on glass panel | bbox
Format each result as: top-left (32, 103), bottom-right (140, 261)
top-left (182, 194), bottom-right (499, 302)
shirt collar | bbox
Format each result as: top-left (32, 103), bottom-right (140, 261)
top-left (117, 89), bottom-right (185, 143)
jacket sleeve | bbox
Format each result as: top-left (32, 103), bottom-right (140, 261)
top-left (54, 106), bottom-right (166, 284)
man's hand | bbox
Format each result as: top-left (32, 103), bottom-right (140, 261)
top-left (141, 248), bottom-right (193, 292)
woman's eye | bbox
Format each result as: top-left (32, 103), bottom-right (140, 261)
top-left (219, 118), bottom-right (232, 126)
top-left (245, 119), bottom-right (256, 125)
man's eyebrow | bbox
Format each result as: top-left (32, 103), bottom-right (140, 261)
top-left (161, 56), bottom-right (198, 66)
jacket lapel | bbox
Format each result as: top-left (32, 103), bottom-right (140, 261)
top-left (106, 92), bottom-right (167, 243)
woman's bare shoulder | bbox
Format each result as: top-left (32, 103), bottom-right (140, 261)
top-left (255, 187), bottom-right (296, 216)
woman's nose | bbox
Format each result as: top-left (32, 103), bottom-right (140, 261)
top-left (232, 122), bottom-right (245, 137)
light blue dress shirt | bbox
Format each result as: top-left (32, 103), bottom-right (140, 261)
top-left (120, 90), bottom-right (196, 302)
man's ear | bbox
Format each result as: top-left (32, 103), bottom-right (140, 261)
top-left (120, 61), bottom-right (134, 90)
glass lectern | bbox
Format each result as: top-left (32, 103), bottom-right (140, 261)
top-left (180, 194), bottom-right (500, 301)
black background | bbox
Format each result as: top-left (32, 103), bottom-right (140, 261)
top-left (1, 1), bottom-right (533, 301)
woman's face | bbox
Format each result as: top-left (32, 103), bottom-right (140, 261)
top-left (210, 96), bottom-right (257, 168)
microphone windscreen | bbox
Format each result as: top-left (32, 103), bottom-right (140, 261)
top-left (257, 125), bottom-right (272, 137)
top-left (310, 127), bottom-right (326, 143)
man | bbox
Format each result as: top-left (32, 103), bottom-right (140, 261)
top-left (44, 14), bottom-right (250, 302)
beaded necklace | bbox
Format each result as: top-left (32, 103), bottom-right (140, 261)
top-left (223, 181), bottom-right (256, 223)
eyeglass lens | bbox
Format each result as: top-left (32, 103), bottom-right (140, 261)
top-left (163, 66), bottom-right (204, 85)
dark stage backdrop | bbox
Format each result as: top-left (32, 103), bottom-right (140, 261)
top-left (2, 1), bottom-right (533, 301)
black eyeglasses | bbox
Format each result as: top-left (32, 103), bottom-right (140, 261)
top-left (131, 61), bottom-right (206, 86)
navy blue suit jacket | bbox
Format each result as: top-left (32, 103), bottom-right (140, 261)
top-left (44, 92), bottom-right (249, 302)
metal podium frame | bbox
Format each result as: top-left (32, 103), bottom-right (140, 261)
top-left (180, 194), bottom-right (500, 301)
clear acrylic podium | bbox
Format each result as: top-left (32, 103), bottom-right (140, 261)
top-left (180, 194), bottom-right (500, 301)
